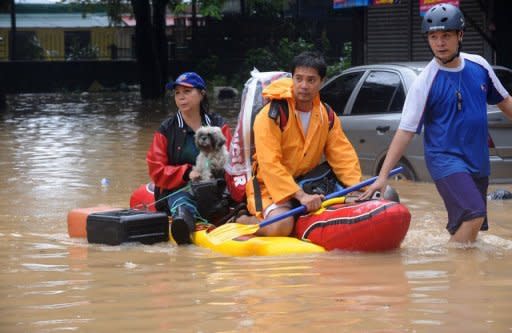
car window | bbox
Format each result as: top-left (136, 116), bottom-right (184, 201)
top-left (321, 71), bottom-right (363, 115)
top-left (389, 81), bottom-right (406, 112)
top-left (351, 71), bottom-right (405, 115)
top-left (495, 69), bottom-right (512, 94)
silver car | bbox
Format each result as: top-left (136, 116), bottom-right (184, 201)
top-left (320, 63), bottom-right (512, 183)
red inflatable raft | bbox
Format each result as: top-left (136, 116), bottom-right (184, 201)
top-left (294, 199), bottom-right (410, 252)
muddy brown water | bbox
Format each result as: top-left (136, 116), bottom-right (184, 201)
top-left (1, 93), bottom-right (511, 332)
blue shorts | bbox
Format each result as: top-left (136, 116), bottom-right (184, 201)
top-left (434, 172), bottom-right (488, 235)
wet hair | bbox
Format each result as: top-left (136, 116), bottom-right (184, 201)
top-left (291, 51), bottom-right (327, 79)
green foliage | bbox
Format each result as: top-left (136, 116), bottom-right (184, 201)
top-left (241, 37), bottom-right (315, 74)
top-left (105, 0), bottom-right (131, 26)
top-left (195, 54), bottom-right (233, 88)
top-left (249, 0), bottom-right (286, 17)
top-left (326, 41), bottom-right (352, 79)
top-left (14, 32), bottom-right (45, 60)
top-left (196, 54), bottom-right (220, 78)
top-left (208, 74), bottom-right (229, 88)
top-left (172, 3), bottom-right (188, 15)
top-left (199, 0), bottom-right (224, 19)
top-left (326, 62), bottom-right (343, 79)
top-left (237, 37), bottom-right (352, 85)
top-left (275, 38), bottom-right (315, 68)
top-left (170, 0), bottom-right (225, 19)
top-left (67, 42), bottom-right (99, 60)
top-left (340, 42), bottom-right (352, 70)
top-left (320, 30), bottom-right (330, 53)
top-left (219, 37), bottom-right (317, 89)
top-left (341, 41), bottom-right (352, 69)
top-left (244, 47), bottom-right (279, 72)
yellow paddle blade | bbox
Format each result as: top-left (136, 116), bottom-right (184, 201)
top-left (207, 223), bottom-right (260, 245)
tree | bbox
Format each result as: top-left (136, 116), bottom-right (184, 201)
top-left (126, 0), bottom-right (226, 99)
top-left (131, 0), bottom-right (168, 99)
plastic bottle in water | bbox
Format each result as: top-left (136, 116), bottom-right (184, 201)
top-left (101, 178), bottom-right (110, 187)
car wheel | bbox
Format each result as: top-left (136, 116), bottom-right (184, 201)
top-left (392, 161), bottom-right (417, 181)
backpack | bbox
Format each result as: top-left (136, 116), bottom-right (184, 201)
top-left (225, 69), bottom-right (336, 203)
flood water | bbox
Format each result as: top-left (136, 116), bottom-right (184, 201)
top-left (1, 92), bottom-right (511, 332)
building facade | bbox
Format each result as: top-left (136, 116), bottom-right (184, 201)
top-left (351, 0), bottom-right (510, 68)
top-left (365, 0), bottom-right (490, 64)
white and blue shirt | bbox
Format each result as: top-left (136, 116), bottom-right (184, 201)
top-left (399, 53), bottom-right (509, 180)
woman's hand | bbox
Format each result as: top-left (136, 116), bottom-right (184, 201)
top-left (189, 169), bottom-right (201, 181)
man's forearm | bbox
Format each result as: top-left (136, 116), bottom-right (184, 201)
top-left (379, 129), bottom-right (415, 177)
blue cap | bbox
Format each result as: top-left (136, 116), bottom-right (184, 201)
top-left (165, 72), bottom-right (206, 90)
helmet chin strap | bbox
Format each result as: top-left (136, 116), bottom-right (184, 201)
top-left (437, 52), bottom-right (459, 65)
top-left (431, 40), bottom-right (462, 65)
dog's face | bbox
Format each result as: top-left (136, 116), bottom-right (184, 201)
top-left (194, 126), bottom-right (226, 153)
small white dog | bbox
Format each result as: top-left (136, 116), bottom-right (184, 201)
top-left (192, 126), bottom-right (228, 181)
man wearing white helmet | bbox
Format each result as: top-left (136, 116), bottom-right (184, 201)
top-left (360, 3), bottom-right (512, 243)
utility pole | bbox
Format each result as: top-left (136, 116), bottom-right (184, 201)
top-left (9, 0), bottom-right (16, 60)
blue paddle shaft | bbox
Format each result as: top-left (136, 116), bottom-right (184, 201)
top-left (259, 166), bottom-right (404, 228)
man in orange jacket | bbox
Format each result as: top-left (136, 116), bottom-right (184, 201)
top-left (245, 51), bottom-right (362, 236)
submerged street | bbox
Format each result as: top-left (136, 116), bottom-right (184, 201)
top-left (1, 92), bottom-right (511, 332)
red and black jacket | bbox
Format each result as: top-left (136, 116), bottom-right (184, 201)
top-left (146, 111), bottom-right (232, 211)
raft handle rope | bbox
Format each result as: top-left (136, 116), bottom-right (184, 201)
top-left (133, 184), bottom-right (191, 211)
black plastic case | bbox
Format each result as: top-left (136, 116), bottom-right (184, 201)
top-left (86, 209), bottom-right (169, 245)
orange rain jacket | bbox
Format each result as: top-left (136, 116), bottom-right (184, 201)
top-left (246, 78), bottom-right (362, 218)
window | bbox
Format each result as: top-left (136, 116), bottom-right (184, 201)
top-left (14, 31), bottom-right (44, 60)
top-left (320, 71), bottom-right (363, 115)
top-left (64, 31), bottom-right (96, 60)
top-left (351, 71), bottom-right (405, 115)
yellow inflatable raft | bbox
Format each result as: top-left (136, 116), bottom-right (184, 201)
top-left (191, 224), bottom-right (325, 256)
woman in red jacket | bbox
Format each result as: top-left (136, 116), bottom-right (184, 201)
top-left (146, 72), bottom-right (232, 245)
